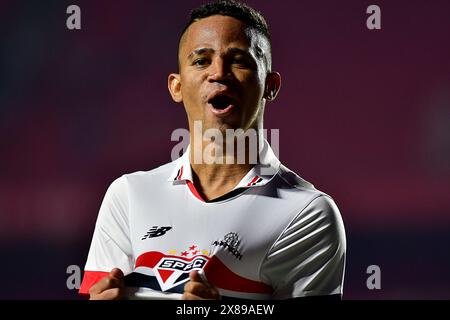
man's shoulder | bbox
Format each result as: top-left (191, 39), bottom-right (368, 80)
top-left (106, 160), bottom-right (177, 192)
top-left (272, 164), bottom-right (339, 211)
top-left (274, 164), bottom-right (327, 195)
top-left (272, 164), bottom-right (345, 248)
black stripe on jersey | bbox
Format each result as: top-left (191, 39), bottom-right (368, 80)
top-left (124, 272), bottom-right (184, 294)
top-left (205, 187), bottom-right (247, 203)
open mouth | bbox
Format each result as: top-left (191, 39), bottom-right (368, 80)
top-left (208, 95), bottom-right (236, 110)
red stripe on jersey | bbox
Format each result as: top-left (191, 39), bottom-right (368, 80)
top-left (134, 251), bottom-right (272, 294)
top-left (247, 175), bottom-right (260, 187)
top-left (205, 255), bottom-right (273, 294)
top-left (135, 251), bottom-right (165, 268)
top-left (78, 271), bottom-right (109, 295)
top-left (187, 180), bottom-right (205, 202)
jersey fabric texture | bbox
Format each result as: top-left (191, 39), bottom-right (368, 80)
top-left (79, 140), bottom-right (346, 300)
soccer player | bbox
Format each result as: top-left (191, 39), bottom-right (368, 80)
top-left (80, 0), bottom-right (346, 300)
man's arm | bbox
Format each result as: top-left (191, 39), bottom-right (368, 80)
top-left (260, 195), bottom-right (347, 299)
top-left (79, 176), bottom-right (133, 299)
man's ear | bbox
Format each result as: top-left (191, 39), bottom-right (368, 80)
top-left (263, 72), bottom-right (281, 101)
top-left (168, 73), bottom-right (183, 103)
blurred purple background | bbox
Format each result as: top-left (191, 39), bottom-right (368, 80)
top-left (1, 0), bottom-right (449, 299)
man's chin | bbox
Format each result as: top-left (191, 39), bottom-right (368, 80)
top-left (201, 115), bottom-right (242, 132)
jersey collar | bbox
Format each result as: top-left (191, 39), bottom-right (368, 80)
top-left (168, 139), bottom-right (281, 189)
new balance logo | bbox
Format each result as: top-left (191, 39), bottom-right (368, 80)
top-left (141, 226), bottom-right (172, 240)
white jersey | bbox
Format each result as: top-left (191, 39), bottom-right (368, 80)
top-left (79, 140), bottom-right (346, 300)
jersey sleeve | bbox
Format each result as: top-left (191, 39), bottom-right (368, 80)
top-left (260, 195), bottom-right (346, 299)
top-left (79, 176), bottom-right (134, 295)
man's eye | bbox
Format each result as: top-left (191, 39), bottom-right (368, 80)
top-left (232, 58), bottom-right (250, 67)
top-left (193, 58), bottom-right (209, 66)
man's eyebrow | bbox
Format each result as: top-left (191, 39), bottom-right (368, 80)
top-left (187, 48), bottom-right (214, 60)
top-left (187, 47), bottom-right (254, 60)
top-left (226, 48), bottom-right (252, 56)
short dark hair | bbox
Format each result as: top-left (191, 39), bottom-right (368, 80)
top-left (179, 0), bottom-right (272, 69)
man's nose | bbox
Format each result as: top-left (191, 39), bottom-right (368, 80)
top-left (207, 58), bottom-right (232, 83)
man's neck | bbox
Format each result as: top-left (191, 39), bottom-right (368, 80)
top-left (189, 130), bottom-right (263, 201)
top-left (190, 162), bottom-right (253, 201)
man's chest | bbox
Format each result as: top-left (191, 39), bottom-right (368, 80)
top-left (125, 188), bottom-right (298, 291)
top-left (128, 188), bottom-right (296, 261)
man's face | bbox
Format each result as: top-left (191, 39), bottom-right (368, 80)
top-left (171, 15), bottom-right (272, 133)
